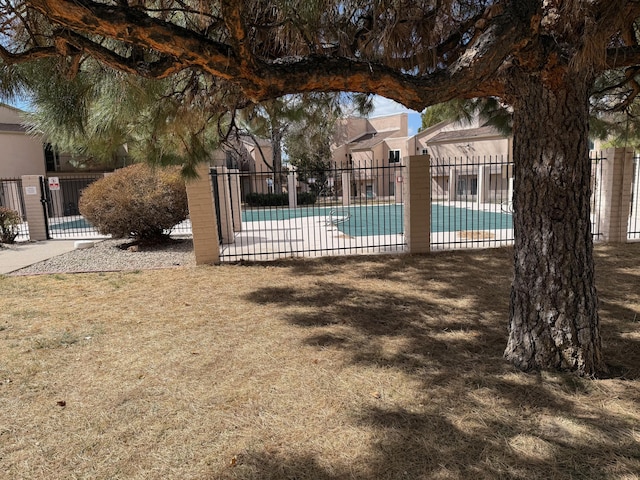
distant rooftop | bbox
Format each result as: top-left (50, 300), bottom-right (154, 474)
top-left (349, 130), bottom-right (400, 150)
top-left (428, 125), bottom-right (505, 143)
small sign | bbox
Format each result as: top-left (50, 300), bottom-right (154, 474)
top-left (396, 176), bottom-right (403, 183)
top-left (48, 177), bottom-right (60, 191)
top-left (25, 186), bottom-right (37, 195)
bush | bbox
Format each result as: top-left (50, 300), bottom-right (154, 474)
top-left (0, 207), bottom-right (21, 244)
top-left (245, 192), bottom-right (288, 207)
top-left (79, 164), bottom-right (188, 243)
top-left (245, 192), bottom-right (317, 207)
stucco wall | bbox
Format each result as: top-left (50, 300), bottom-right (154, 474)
top-left (0, 132), bottom-right (46, 177)
top-left (368, 113), bottom-right (407, 136)
top-left (426, 138), bottom-right (509, 160)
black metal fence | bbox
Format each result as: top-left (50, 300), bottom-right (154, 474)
top-left (430, 155), bottom-right (514, 249)
top-left (212, 164), bottom-right (406, 261)
top-left (41, 175), bottom-right (192, 239)
top-left (44, 175), bottom-right (105, 239)
top-left (429, 154), bottom-right (605, 249)
top-left (0, 177), bottom-right (29, 241)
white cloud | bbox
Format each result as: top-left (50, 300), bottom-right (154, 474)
top-left (370, 96), bottom-right (417, 117)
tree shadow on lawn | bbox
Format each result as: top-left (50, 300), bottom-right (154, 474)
top-left (237, 245), bottom-right (640, 479)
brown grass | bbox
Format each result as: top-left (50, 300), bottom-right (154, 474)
top-left (1, 243), bottom-right (639, 479)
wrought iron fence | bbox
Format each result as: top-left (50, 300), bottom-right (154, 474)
top-left (429, 154), bottom-right (606, 249)
top-left (0, 177), bottom-right (29, 241)
top-left (430, 155), bottom-right (514, 249)
top-left (212, 164), bottom-right (407, 261)
top-left (44, 175), bottom-right (106, 239)
top-left (42, 175), bottom-right (192, 239)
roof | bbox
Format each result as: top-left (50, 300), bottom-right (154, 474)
top-left (428, 125), bottom-right (505, 144)
top-left (349, 130), bottom-right (400, 150)
top-left (0, 123), bottom-right (27, 133)
top-left (238, 134), bottom-right (271, 148)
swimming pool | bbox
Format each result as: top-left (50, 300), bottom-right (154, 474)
top-left (242, 203), bottom-right (512, 237)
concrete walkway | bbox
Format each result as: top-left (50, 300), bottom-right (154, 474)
top-left (0, 240), bottom-right (79, 274)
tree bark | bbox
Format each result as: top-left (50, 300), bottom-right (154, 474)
top-left (504, 70), bottom-right (606, 376)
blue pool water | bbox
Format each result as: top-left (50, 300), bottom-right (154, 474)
top-left (242, 204), bottom-right (512, 237)
top-left (49, 218), bottom-right (94, 231)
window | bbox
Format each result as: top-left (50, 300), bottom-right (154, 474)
top-left (389, 149), bottom-right (401, 163)
top-left (44, 144), bottom-right (59, 172)
top-left (457, 176), bottom-right (478, 196)
top-left (422, 148), bottom-right (429, 155)
top-left (366, 184), bottom-right (374, 198)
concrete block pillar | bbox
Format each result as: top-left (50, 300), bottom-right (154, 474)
top-left (21, 175), bottom-right (48, 241)
top-left (477, 165), bottom-right (490, 206)
top-left (215, 167), bottom-right (235, 244)
top-left (404, 155), bottom-right (431, 253)
top-left (185, 164), bottom-right (220, 265)
top-left (449, 168), bottom-right (457, 201)
top-left (288, 172), bottom-right (298, 209)
top-left (229, 169), bottom-right (242, 232)
top-left (598, 148), bottom-right (634, 242)
top-left (341, 171), bottom-right (351, 206)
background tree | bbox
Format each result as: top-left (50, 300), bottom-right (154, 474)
top-left (285, 92), bottom-right (372, 196)
top-left (3, 0), bottom-right (640, 376)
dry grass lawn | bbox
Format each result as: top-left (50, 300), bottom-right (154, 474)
top-left (1, 243), bottom-right (639, 479)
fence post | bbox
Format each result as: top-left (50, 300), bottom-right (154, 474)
top-left (20, 175), bottom-right (48, 241)
top-left (598, 148), bottom-right (634, 243)
top-left (341, 171), bottom-right (351, 206)
top-left (404, 155), bottom-right (431, 253)
top-left (215, 167), bottom-right (235, 244)
top-left (288, 172), bottom-right (298, 208)
top-left (185, 164), bottom-right (220, 265)
top-left (449, 167), bottom-right (457, 201)
top-left (229, 169), bottom-right (242, 232)
top-left (477, 164), bottom-right (490, 207)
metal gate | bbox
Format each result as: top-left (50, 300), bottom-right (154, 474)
top-left (42, 175), bottom-right (105, 239)
top-left (212, 165), bottom-right (407, 261)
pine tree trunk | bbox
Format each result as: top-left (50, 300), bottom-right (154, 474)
top-left (504, 70), bottom-right (606, 376)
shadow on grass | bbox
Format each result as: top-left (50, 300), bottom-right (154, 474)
top-left (237, 244), bottom-right (640, 479)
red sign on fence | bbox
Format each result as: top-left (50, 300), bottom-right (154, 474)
top-left (48, 177), bottom-right (60, 191)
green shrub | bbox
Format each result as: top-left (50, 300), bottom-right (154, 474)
top-left (0, 207), bottom-right (21, 244)
top-left (79, 164), bottom-right (188, 243)
top-left (298, 192), bottom-right (317, 205)
top-left (245, 192), bottom-right (288, 207)
top-left (245, 192), bottom-right (316, 207)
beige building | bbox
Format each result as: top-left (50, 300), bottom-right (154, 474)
top-left (212, 135), bottom-right (276, 200)
top-left (332, 113), bottom-right (512, 202)
top-left (332, 113), bottom-right (409, 198)
top-left (409, 120), bottom-right (512, 201)
top-left (0, 104), bottom-right (47, 178)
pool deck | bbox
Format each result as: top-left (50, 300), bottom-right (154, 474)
top-left (220, 208), bottom-right (514, 261)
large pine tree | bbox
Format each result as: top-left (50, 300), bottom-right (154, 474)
top-left (3, 0), bottom-right (640, 375)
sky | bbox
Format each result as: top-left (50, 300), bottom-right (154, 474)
top-left (369, 96), bottom-right (422, 136)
